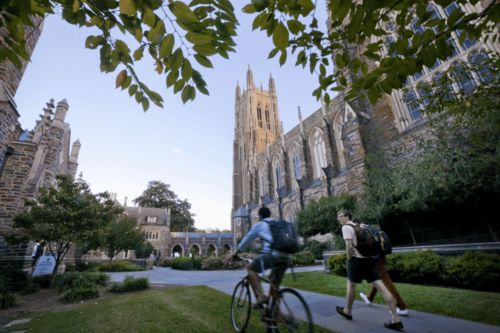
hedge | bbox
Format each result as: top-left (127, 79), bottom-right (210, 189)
top-left (327, 251), bottom-right (500, 292)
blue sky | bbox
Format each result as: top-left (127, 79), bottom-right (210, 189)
top-left (15, 3), bottom-right (327, 230)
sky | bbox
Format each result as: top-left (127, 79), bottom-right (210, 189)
top-left (15, 3), bottom-right (327, 231)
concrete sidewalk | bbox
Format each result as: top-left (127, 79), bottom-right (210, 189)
top-left (108, 266), bottom-right (500, 333)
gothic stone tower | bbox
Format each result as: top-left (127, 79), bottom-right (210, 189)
top-left (232, 67), bottom-right (282, 238)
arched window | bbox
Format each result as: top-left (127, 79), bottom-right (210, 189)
top-left (292, 155), bottom-right (301, 179)
top-left (275, 165), bottom-right (282, 189)
top-left (257, 105), bottom-right (263, 128)
top-left (470, 52), bottom-right (493, 83)
top-left (265, 107), bottom-right (271, 130)
top-left (310, 129), bottom-right (327, 179)
top-left (452, 63), bottom-right (476, 95)
top-left (403, 90), bottom-right (422, 120)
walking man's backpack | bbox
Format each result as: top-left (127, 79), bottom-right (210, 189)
top-left (350, 223), bottom-right (392, 257)
top-left (265, 220), bottom-right (300, 254)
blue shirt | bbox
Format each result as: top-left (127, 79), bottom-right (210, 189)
top-left (237, 218), bottom-right (273, 253)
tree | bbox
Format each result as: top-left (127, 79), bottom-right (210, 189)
top-left (2, 1), bottom-right (497, 109)
top-left (295, 194), bottom-right (357, 237)
top-left (102, 215), bottom-right (145, 263)
top-left (355, 57), bottom-right (500, 232)
top-left (133, 180), bottom-right (195, 231)
top-left (13, 175), bottom-right (122, 278)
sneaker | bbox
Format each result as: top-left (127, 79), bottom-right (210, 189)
top-left (397, 308), bottom-right (409, 316)
top-left (359, 292), bottom-right (371, 305)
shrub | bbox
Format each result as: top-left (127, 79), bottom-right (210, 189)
top-left (110, 276), bottom-right (149, 292)
top-left (293, 251), bottom-right (316, 266)
top-left (387, 250), bottom-right (443, 284)
top-left (98, 260), bottom-right (145, 272)
top-left (32, 274), bottom-right (53, 289)
top-left (159, 257), bottom-right (175, 267)
top-left (170, 257), bottom-right (203, 270)
top-left (22, 280), bottom-right (40, 295)
top-left (61, 286), bottom-right (99, 303)
top-left (0, 267), bottom-right (29, 292)
top-left (0, 291), bottom-right (16, 309)
top-left (327, 254), bottom-right (347, 276)
top-left (54, 272), bottom-right (109, 292)
top-left (202, 256), bottom-right (224, 270)
top-left (443, 252), bottom-right (500, 292)
top-left (302, 240), bottom-right (333, 260)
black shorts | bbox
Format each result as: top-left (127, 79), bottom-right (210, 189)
top-left (248, 253), bottom-right (289, 285)
top-left (347, 257), bottom-right (380, 283)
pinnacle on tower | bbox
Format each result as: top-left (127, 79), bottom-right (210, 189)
top-left (246, 65), bottom-right (255, 90)
top-left (268, 73), bottom-right (276, 94)
top-left (54, 98), bottom-right (69, 122)
top-left (236, 81), bottom-right (241, 100)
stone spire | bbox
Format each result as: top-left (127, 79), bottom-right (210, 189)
top-left (246, 65), bottom-right (255, 90)
top-left (70, 139), bottom-right (81, 161)
top-left (298, 106), bottom-right (305, 136)
top-left (268, 73), bottom-right (276, 94)
top-left (53, 99), bottom-right (69, 129)
top-left (236, 81), bottom-right (241, 100)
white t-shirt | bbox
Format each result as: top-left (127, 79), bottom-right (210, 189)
top-left (341, 222), bottom-right (366, 258)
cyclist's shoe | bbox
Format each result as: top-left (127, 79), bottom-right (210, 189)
top-left (336, 306), bottom-right (353, 320)
top-left (384, 321), bottom-right (404, 331)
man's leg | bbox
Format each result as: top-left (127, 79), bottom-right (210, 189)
top-left (372, 279), bottom-right (400, 323)
top-left (344, 280), bottom-right (356, 315)
top-left (247, 267), bottom-right (266, 303)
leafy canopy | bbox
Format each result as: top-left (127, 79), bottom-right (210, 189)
top-left (13, 175), bottom-right (122, 276)
top-left (1, 0), bottom-right (498, 109)
top-left (133, 180), bottom-right (195, 231)
top-left (102, 215), bottom-right (145, 262)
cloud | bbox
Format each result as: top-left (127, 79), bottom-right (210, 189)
top-left (172, 147), bottom-right (184, 155)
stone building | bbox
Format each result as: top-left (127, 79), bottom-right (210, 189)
top-left (0, 18), bottom-right (81, 269)
top-left (231, 1), bottom-right (499, 245)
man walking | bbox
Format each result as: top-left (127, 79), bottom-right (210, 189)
top-left (336, 210), bottom-right (404, 331)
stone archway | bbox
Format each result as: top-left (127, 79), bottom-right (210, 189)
top-left (171, 244), bottom-right (184, 257)
top-left (207, 244), bottom-right (217, 256)
top-left (222, 243), bottom-right (232, 255)
top-left (190, 244), bottom-right (201, 257)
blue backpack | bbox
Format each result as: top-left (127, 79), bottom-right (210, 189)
top-left (265, 220), bottom-right (300, 254)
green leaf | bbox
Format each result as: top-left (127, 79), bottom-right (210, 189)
top-left (181, 60), bottom-right (192, 81)
top-left (170, 48), bottom-right (184, 70)
top-left (159, 34), bottom-right (175, 58)
top-left (242, 4), bottom-right (256, 13)
top-left (287, 20), bottom-right (304, 35)
top-left (196, 84), bottom-right (209, 95)
top-left (279, 50), bottom-right (287, 66)
top-left (268, 48), bottom-right (279, 59)
top-left (143, 7), bottom-right (157, 28)
top-left (186, 32), bottom-right (213, 45)
top-left (273, 22), bottom-right (289, 50)
top-left (335, 53), bottom-right (345, 68)
top-left (119, 0), bottom-right (136, 16)
top-left (194, 54), bottom-right (213, 68)
top-left (169, 1), bottom-right (199, 25)
top-left (129, 84), bottom-right (138, 96)
top-left (166, 70), bottom-right (178, 88)
top-left (181, 85), bottom-right (196, 103)
top-left (141, 98), bottom-right (150, 111)
top-left (174, 79), bottom-right (185, 93)
top-left (133, 47), bottom-right (144, 61)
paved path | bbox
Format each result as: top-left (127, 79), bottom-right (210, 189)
top-left (108, 266), bottom-right (499, 333)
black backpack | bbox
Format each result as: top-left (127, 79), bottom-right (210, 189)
top-left (349, 223), bottom-right (392, 257)
top-left (265, 219), bottom-right (300, 254)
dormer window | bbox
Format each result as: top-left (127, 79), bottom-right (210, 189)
top-left (146, 216), bottom-right (157, 223)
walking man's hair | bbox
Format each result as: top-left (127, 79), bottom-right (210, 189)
top-left (337, 209), bottom-right (352, 220)
top-left (258, 206), bottom-right (271, 219)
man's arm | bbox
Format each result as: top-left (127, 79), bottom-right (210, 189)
top-left (345, 239), bottom-right (354, 260)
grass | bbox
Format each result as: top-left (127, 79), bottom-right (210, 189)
top-left (282, 271), bottom-right (500, 326)
top-left (8, 286), bottom-right (335, 333)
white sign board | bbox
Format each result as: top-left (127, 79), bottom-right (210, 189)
top-left (32, 255), bottom-right (56, 276)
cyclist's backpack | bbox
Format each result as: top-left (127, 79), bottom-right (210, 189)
top-left (349, 223), bottom-right (392, 257)
top-left (265, 220), bottom-right (300, 254)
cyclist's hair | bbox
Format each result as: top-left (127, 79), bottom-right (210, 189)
top-left (258, 206), bottom-right (271, 219)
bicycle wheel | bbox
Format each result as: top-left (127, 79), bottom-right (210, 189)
top-left (230, 280), bottom-right (252, 332)
top-left (269, 288), bottom-right (314, 333)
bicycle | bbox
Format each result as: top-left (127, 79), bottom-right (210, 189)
top-left (230, 256), bottom-right (314, 333)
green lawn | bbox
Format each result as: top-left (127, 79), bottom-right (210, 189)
top-left (282, 271), bottom-right (500, 326)
top-left (8, 286), bottom-right (335, 333)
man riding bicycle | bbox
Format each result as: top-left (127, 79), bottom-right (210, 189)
top-left (232, 206), bottom-right (291, 307)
